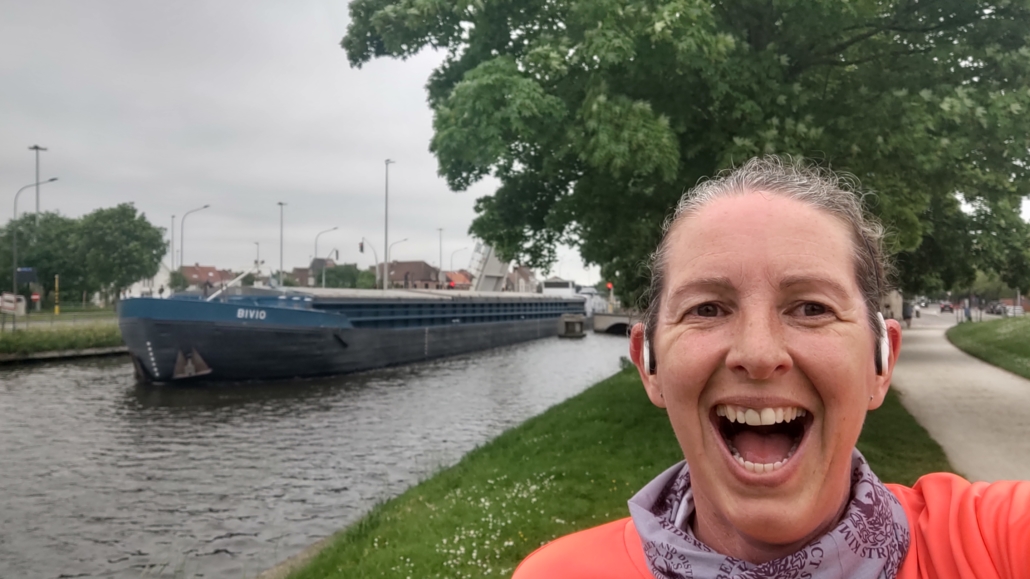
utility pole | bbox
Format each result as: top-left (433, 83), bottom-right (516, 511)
top-left (180, 204), bottom-right (210, 269)
top-left (278, 202), bottom-right (286, 288)
top-left (170, 215), bottom-right (176, 270)
top-left (384, 159), bottom-right (395, 290)
top-left (438, 228), bottom-right (444, 287)
top-left (28, 145), bottom-right (47, 222)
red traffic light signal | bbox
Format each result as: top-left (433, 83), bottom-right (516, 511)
top-left (606, 282), bottom-right (613, 290)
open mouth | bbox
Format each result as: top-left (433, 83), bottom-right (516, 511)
top-left (714, 405), bottom-right (812, 474)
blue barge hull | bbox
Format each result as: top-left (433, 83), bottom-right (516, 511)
top-left (118, 289), bottom-right (584, 383)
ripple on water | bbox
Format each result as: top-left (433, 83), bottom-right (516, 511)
top-left (0, 333), bottom-right (629, 578)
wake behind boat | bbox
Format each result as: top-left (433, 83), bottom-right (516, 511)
top-left (118, 287), bottom-right (586, 383)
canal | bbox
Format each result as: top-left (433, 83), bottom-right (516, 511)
top-left (0, 333), bottom-right (629, 578)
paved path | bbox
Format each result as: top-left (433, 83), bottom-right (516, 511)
top-left (890, 311), bottom-right (1030, 482)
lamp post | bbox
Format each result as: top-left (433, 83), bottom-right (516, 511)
top-left (314, 226), bottom-right (338, 264)
top-left (277, 202), bottom-right (286, 288)
top-left (383, 159), bottom-right (395, 289)
top-left (450, 247), bottom-right (469, 271)
top-left (386, 238), bottom-right (407, 289)
top-left (361, 237), bottom-right (379, 289)
top-left (28, 145), bottom-right (47, 222)
top-left (321, 248), bottom-right (339, 288)
top-left (180, 204), bottom-right (210, 269)
top-left (437, 228), bottom-right (444, 286)
top-left (254, 242), bottom-right (260, 266)
top-left (11, 178), bottom-right (57, 330)
top-left (170, 215), bottom-right (176, 270)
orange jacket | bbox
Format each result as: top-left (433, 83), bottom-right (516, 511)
top-left (512, 473), bottom-right (1030, 579)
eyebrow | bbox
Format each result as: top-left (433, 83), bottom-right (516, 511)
top-left (664, 276), bottom-right (737, 306)
top-left (779, 275), bottom-right (853, 300)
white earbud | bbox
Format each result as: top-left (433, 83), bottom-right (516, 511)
top-left (643, 338), bottom-right (655, 375)
top-left (877, 312), bottom-right (890, 375)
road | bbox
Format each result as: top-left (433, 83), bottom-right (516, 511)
top-left (889, 308), bottom-right (1030, 482)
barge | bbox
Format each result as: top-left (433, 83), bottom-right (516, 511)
top-left (118, 287), bottom-right (585, 383)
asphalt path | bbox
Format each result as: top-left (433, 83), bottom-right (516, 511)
top-left (889, 309), bottom-right (1030, 482)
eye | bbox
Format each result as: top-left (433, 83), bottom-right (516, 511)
top-left (800, 302), bottom-right (828, 316)
top-left (695, 303), bottom-right (721, 317)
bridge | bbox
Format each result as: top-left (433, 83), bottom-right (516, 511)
top-left (592, 311), bottom-right (636, 335)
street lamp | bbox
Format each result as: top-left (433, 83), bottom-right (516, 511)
top-left (11, 177), bottom-right (57, 330)
top-left (314, 226), bottom-right (338, 263)
top-left (386, 238), bottom-right (407, 289)
top-left (180, 204), bottom-right (210, 269)
top-left (254, 241), bottom-right (260, 266)
top-left (450, 246), bottom-right (469, 271)
top-left (383, 158), bottom-right (395, 289)
top-left (321, 248), bottom-right (339, 288)
top-left (170, 215), bottom-right (176, 270)
top-left (360, 237), bottom-right (379, 289)
top-left (277, 202), bottom-right (287, 288)
top-left (28, 144), bottom-right (47, 222)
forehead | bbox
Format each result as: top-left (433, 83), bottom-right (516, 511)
top-left (663, 192), bottom-right (860, 295)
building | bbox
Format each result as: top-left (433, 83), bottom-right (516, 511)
top-left (380, 260), bottom-right (445, 289)
top-left (180, 264), bottom-right (235, 291)
top-left (444, 270), bottom-right (472, 290)
top-left (577, 286), bottom-right (609, 315)
top-left (506, 265), bottom-right (539, 293)
top-left (541, 277), bottom-right (576, 297)
top-left (127, 261), bottom-right (174, 298)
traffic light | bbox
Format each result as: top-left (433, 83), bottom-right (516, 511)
top-left (606, 282), bottom-right (613, 290)
top-left (359, 241), bottom-right (364, 253)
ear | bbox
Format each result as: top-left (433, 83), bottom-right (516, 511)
top-left (868, 317), bottom-right (903, 410)
top-left (630, 322), bottom-right (666, 408)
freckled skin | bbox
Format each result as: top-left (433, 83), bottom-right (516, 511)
top-left (629, 192), bottom-right (903, 564)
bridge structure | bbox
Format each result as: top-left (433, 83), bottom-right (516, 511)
top-left (592, 311), bottom-right (636, 336)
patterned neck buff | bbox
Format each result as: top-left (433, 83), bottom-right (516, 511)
top-left (627, 449), bottom-right (910, 579)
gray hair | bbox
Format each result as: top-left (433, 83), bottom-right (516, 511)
top-left (642, 155), bottom-right (892, 344)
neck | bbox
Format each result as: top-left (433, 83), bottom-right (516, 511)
top-left (690, 487), bottom-right (851, 564)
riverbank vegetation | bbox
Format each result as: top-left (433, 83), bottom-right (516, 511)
top-left (0, 323), bottom-right (123, 355)
top-left (947, 317), bottom-right (1030, 380)
top-left (286, 369), bottom-right (952, 579)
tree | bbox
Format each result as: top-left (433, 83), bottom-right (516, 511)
top-left (345, 0), bottom-right (1030, 303)
top-left (0, 212), bottom-right (96, 302)
top-left (323, 264), bottom-right (363, 288)
top-left (78, 204), bottom-right (166, 301)
top-left (169, 271), bottom-right (189, 292)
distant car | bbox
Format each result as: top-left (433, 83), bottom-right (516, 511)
top-left (940, 303), bottom-right (954, 313)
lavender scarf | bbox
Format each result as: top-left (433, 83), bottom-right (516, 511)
top-left (628, 450), bottom-right (910, 579)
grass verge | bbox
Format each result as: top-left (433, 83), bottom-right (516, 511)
top-left (285, 369), bottom-right (951, 579)
top-left (0, 324), bottom-right (123, 355)
top-left (946, 317), bottom-right (1030, 380)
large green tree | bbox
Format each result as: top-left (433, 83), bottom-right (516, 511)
top-left (344, 0), bottom-right (1030, 302)
top-left (0, 212), bottom-right (96, 302)
top-left (77, 203), bottom-right (166, 301)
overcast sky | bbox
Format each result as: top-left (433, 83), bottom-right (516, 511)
top-left (0, 1), bottom-right (600, 284)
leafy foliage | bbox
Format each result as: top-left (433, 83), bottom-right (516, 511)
top-left (0, 204), bottom-right (166, 302)
top-left (344, 0), bottom-right (1030, 302)
top-left (169, 271), bottom-right (189, 292)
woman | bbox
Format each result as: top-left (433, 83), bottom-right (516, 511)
top-left (514, 157), bottom-right (1029, 579)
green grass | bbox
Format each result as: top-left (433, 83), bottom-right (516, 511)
top-left (947, 316), bottom-right (1030, 380)
top-left (286, 370), bottom-right (952, 579)
top-left (0, 324), bottom-right (123, 355)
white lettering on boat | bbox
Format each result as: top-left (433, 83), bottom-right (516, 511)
top-left (236, 308), bottom-right (267, 320)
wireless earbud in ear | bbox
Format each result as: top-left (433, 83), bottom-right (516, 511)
top-left (643, 337), bottom-right (657, 375)
top-left (875, 312), bottom-right (890, 376)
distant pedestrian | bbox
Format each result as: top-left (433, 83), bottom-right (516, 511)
top-left (902, 302), bottom-right (913, 329)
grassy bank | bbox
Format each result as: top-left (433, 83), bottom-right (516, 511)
top-left (286, 369), bottom-right (951, 579)
top-left (0, 324), bottom-right (123, 355)
top-left (947, 317), bottom-right (1030, 380)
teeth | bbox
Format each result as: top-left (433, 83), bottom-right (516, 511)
top-left (716, 404), bottom-right (809, 426)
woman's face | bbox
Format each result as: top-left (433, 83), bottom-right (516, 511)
top-left (631, 191), bottom-right (900, 561)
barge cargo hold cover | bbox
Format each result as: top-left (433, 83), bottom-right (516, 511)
top-left (118, 287), bottom-right (586, 383)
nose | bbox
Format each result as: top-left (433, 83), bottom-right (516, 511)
top-left (724, 308), bottom-right (792, 381)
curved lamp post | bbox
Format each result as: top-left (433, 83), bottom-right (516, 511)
top-left (450, 247), bottom-right (469, 271)
top-left (179, 204), bottom-right (210, 269)
top-left (314, 226), bottom-right (338, 264)
top-left (386, 238), bottom-right (407, 289)
top-left (11, 178), bottom-right (57, 330)
top-left (361, 237), bottom-right (379, 289)
top-left (383, 159), bottom-right (395, 289)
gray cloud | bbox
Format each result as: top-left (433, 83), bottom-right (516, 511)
top-left (0, 0), bottom-right (598, 283)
